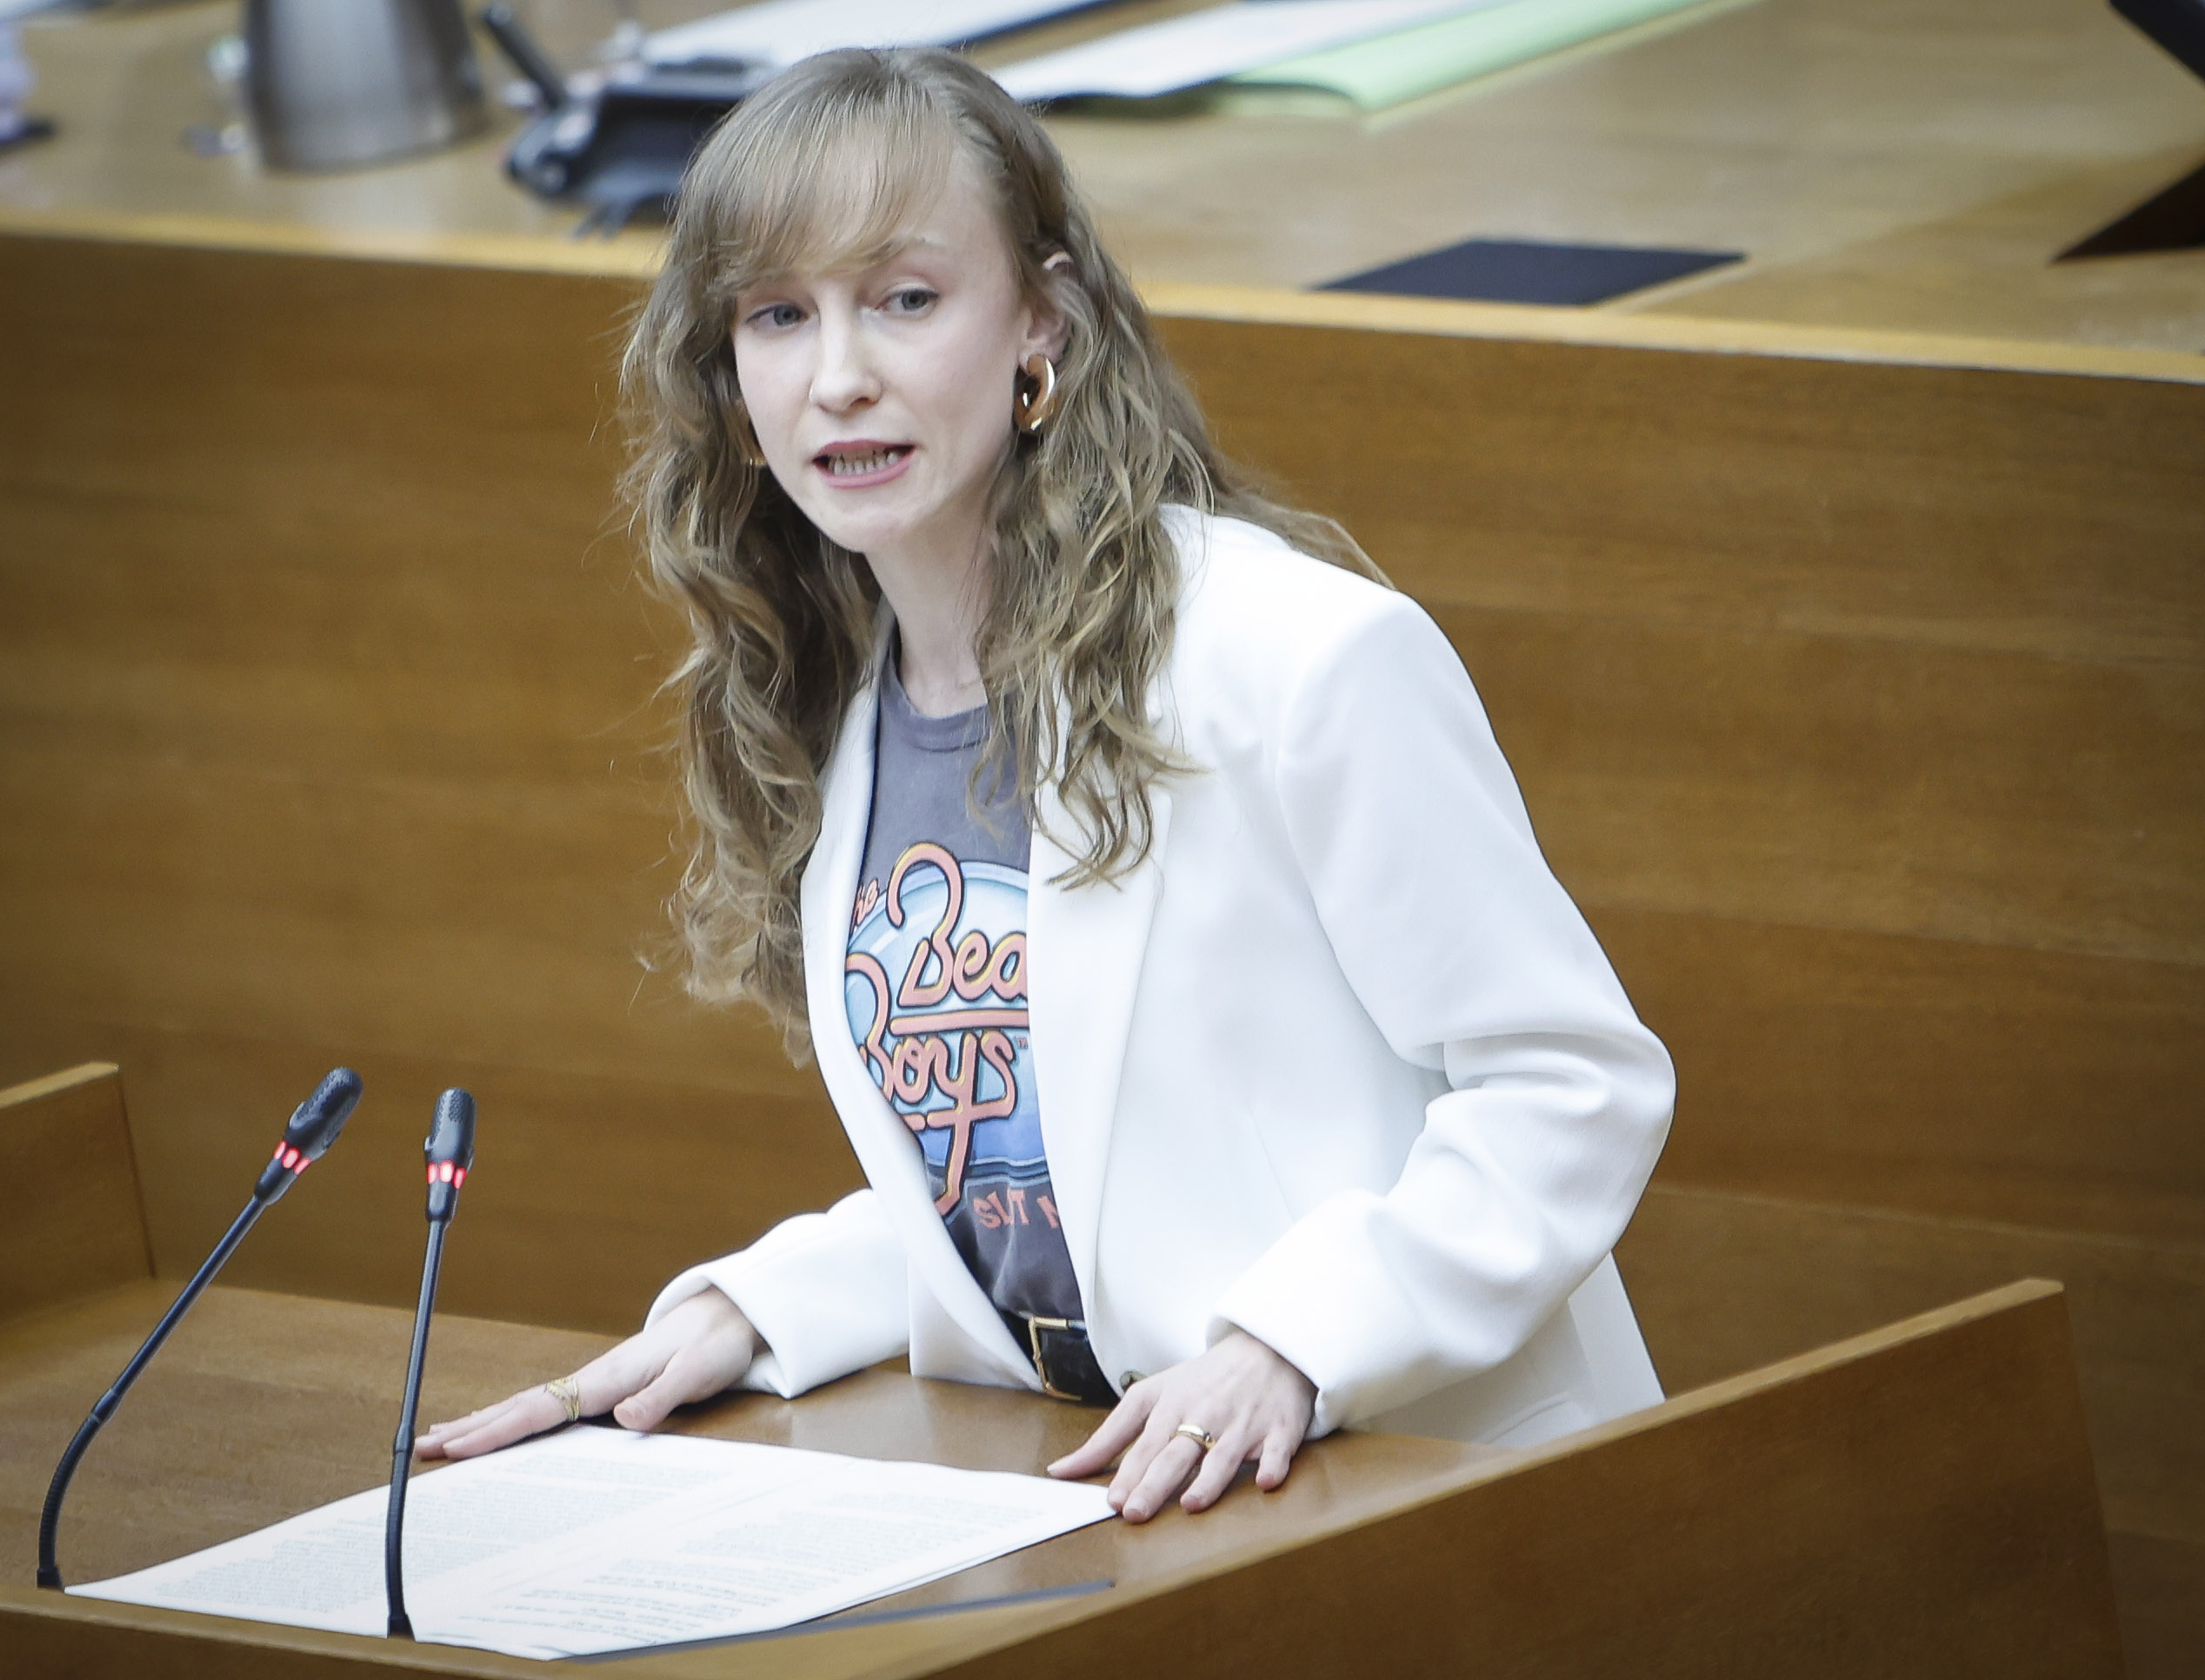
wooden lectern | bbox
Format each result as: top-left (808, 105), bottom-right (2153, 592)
top-left (0, 1067), bottom-right (2125, 1677)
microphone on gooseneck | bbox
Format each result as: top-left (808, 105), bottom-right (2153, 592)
top-left (386, 1087), bottom-right (476, 1641)
top-left (37, 1068), bottom-right (363, 1590)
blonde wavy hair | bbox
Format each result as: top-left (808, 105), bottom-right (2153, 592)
top-left (625, 47), bottom-right (1382, 1052)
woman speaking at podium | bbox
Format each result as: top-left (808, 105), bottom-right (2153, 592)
top-left (419, 47), bottom-right (1674, 1524)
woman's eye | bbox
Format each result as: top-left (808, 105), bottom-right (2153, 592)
top-left (887, 287), bottom-right (937, 315)
top-left (747, 303), bottom-right (803, 330)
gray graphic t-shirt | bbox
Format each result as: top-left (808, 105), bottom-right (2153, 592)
top-left (843, 652), bottom-right (1083, 1325)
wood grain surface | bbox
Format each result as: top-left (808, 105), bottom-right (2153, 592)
top-left (0, 1281), bottom-right (2122, 1677)
top-left (1618, 1184), bottom-right (2205, 1675)
top-left (0, 236), bottom-right (861, 1335)
top-left (0, 1064), bottom-right (152, 1321)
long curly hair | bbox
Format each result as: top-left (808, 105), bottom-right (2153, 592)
top-left (624, 47), bottom-right (1382, 1054)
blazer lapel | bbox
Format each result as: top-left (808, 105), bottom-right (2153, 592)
top-left (800, 643), bottom-right (1036, 1385)
top-left (1028, 775), bottom-right (1174, 1329)
top-left (1028, 511), bottom-right (1200, 1334)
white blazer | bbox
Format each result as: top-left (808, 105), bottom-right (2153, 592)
top-left (651, 509), bottom-right (1675, 1447)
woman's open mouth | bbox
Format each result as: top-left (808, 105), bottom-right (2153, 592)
top-left (815, 443), bottom-right (914, 486)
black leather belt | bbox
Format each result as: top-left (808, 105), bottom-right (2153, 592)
top-left (1001, 1310), bottom-right (1117, 1407)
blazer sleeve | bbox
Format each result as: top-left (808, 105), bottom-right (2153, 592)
top-left (644, 1189), bottom-right (910, 1398)
top-left (1208, 590), bottom-right (1675, 1435)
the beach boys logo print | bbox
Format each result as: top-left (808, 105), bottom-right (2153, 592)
top-left (846, 843), bottom-right (1043, 1217)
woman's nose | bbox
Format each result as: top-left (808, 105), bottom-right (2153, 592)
top-left (809, 313), bottom-right (881, 413)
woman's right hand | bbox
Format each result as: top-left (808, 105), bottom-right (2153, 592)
top-left (414, 1288), bottom-right (760, 1462)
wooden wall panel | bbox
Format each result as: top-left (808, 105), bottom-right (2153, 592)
top-left (1444, 608), bottom-right (2203, 967)
top-left (1595, 908), bottom-right (2205, 1242)
top-left (0, 234), bottom-right (856, 1327)
top-left (0, 1023), bottom-right (855, 1339)
top-left (1163, 317), bottom-right (2205, 667)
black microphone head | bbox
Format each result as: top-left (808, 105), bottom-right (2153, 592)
top-left (283, 1068), bottom-right (363, 1163)
top-left (425, 1088), bottom-right (476, 1171)
top-left (423, 1088), bottom-right (476, 1221)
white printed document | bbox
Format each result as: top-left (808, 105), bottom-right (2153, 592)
top-left (645, 1), bottom-right (1096, 69)
top-left (72, 1427), bottom-right (1113, 1660)
top-left (991, 1), bottom-right (1502, 103)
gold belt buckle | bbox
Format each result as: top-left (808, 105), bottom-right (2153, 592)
top-left (1023, 1313), bottom-right (1083, 1402)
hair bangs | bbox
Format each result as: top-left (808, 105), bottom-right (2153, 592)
top-left (692, 77), bottom-right (963, 299)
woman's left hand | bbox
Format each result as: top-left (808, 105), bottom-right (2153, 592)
top-left (1047, 1329), bottom-right (1316, 1522)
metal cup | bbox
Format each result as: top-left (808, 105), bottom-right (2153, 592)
top-left (244, 0), bottom-right (487, 172)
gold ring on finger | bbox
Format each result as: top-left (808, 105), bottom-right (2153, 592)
top-left (1173, 1422), bottom-right (1217, 1451)
top-left (544, 1376), bottom-right (583, 1423)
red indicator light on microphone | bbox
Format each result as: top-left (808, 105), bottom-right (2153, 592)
top-left (279, 1146), bottom-right (303, 1171)
top-left (453, 1167), bottom-right (467, 1187)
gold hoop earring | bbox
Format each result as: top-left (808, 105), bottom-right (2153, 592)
top-left (1015, 353), bottom-right (1058, 436)
top-left (735, 408), bottom-right (767, 469)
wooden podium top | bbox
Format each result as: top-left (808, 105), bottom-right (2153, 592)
top-left (0, 1273), bottom-right (2125, 1678)
top-left (0, 1282), bottom-right (1494, 1649)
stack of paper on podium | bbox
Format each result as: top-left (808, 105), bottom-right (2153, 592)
top-left (70, 1427), bottom-right (1113, 1661)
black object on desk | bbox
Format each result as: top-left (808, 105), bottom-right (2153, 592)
top-left (2059, 0), bottom-right (2205, 258)
top-left (483, 3), bottom-right (770, 237)
top-left (506, 69), bottom-right (771, 236)
top-left (0, 115), bottom-right (54, 155)
top-left (2115, 0), bottom-right (2205, 77)
top-left (1322, 237), bottom-right (1742, 307)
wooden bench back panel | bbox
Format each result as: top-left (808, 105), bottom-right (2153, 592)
top-left (983, 1283), bottom-right (2122, 1680)
top-left (0, 236), bottom-right (859, 1326)
top-left (0, 1064), bottom-right (151, 1320)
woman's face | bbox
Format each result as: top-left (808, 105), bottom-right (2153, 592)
top-left (731, 157), bottom-right (1061, 570)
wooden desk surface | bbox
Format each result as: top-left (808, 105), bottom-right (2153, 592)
top-left (5, 0), bottom-right (2201, 352)
top-left (0, 1279), bottom-right (2127, 1678)
top-left (0, 1283), bottom-right (1493, 1642)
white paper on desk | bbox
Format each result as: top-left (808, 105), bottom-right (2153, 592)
top-left (645, 1), bottom-right (1095, 70)
top-left (71, 1427), bottom-right (1113, 1660)
top-left (991, 1), bottom-right (1502, 102)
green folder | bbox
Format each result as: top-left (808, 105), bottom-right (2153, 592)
top-left (1229, 0), bottom-right (1740, 111)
